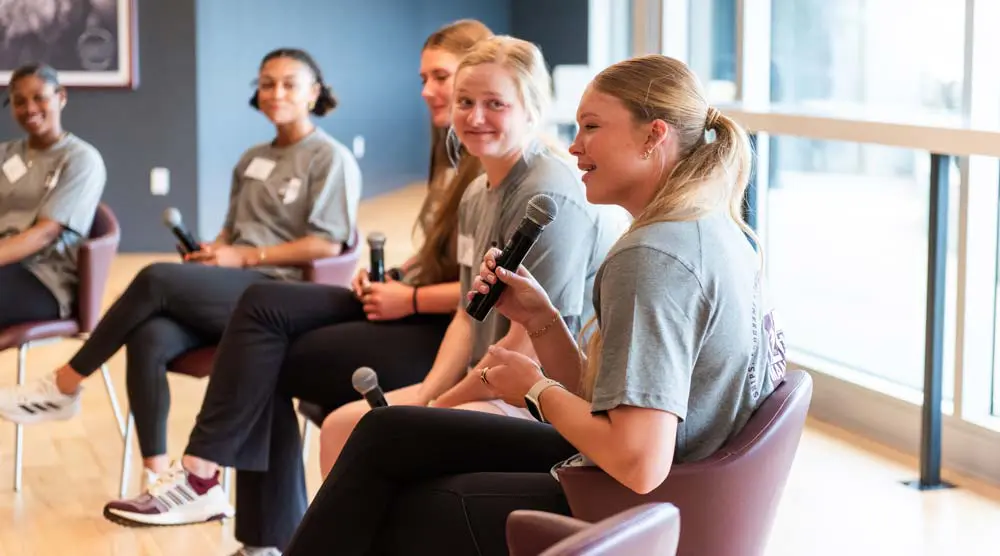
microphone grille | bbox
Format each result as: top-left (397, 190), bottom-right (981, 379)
top-left (367, 231), bottom-right (387, 248)
top-left (526, 194), bottom-right (558, 227)
top-left (351, 367), bottom-right (379, 395)
top-left (162, 207), bottom-right (183, 227)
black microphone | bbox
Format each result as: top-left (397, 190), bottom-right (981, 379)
top-left (466, 194), bottom-right (559, 322)
top-left (352, 366), bottom-right (388, 409)
top-left (367, 232), bottom-right (387, 282)
top-left (162, 208), bottom-right (201, 254)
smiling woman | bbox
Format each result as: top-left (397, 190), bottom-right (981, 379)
top-left (0, 62), bottom-right (106, 328)
top-left (0, 48), bottom-right (363, 510)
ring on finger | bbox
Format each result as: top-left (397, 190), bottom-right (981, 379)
top-left (480, 366), bottom-right (491, 385)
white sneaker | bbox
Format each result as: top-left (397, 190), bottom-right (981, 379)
top-left (0, 372), bottom-right (81, 424)
top-left (103, 461), bottom-right (235, 527)
top-left (143, 468), bottom-right (160, 491)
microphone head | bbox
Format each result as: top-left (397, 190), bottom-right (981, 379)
top-left (367, 231), bottom-right (387, 249)
top-left (525, 194), bottom-right (558, 228)
top-left (162, 207), bottom-right (183, 227)
top-left (351, 367), bottom-right (379, 395)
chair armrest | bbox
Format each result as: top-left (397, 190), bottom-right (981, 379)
top-left (301, 249), bottom-right (361, 286)
top-left (507, 511), bottom-right (591, 556)
top-left (77, 231), bottom-right (120, 332)
top-left (537, 503), bottom-right (680, 556)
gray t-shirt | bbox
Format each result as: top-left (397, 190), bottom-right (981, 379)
top-left (223, 127), bottom-right (361, 281)
top-left (0, 133), bottom-right (106, 317)
top-left (588, 211), bottom-right (785, 463)
top-left (457, 141), bottom-right (629, 366)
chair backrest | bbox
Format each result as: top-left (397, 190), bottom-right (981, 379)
top-left (557, 369), bottom-right (813, 556)
top-left (302, 227), bottom-right (362, 286)
top-left (77, 203), bottom-right (121, 333)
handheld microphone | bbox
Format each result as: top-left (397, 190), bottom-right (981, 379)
top-left (162, 208), bottom-right (201, 254)
top-left (367, 232), bottom-right (387, 282)
top-left (352, 366), bottom-right (389, 409)
top-left (466, 194), bottom-right (559, 322)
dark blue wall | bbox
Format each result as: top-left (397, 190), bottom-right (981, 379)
top-left (195, 0), bottom-right (510, 239)
top-left (0, 0), bottom-right (199, 253)
top-left (510, 0), bottom-right (589, 69)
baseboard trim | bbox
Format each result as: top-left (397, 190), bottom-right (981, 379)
top-left (803, 367), bottom-right (1000, 488)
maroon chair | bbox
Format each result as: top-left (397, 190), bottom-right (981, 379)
top-left (507, 503), bottom-right (680, 556)
top-left (117, 235), bottom-right (361, 497)
top-left (556, 369), bottom-right (813, 556)
top-left (0, 204), bottom-right (123, 492)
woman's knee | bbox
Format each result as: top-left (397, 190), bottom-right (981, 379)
top-left (130, 262), bottom-right (179, 295)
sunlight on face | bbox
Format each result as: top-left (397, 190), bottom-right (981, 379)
top-left (569, 85), bottom-right (654, 207)
top-left (451, 63), bottom-right (530, 159)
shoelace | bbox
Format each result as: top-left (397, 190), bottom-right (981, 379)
top-left (147, 467), bottom-right (187, 497)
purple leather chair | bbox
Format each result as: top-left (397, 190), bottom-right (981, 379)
top-left (556, 369), bottom-right (813, 556)
top-left (507, 503), bottom-right (680, 556)
top-left (117, 234), bottom-right (361, 496)
top-left (0, 204), bottom-right (122, 492)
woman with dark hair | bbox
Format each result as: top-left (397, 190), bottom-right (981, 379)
top-left (0, 63), bottom-right (105, 328)
top-left (98, 19), bottom-right (502, 555)
top-left (0, 48), bottom-right (362, 491)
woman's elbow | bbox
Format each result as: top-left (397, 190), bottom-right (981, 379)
top-left (617, 452), bottom-right (673, 495)
top-left (308, 236), bottom-right (342, 258)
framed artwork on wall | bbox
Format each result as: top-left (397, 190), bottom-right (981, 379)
top-left (0, 0), bottom-right (138, 89)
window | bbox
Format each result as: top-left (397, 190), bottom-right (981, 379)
top-left (683, 0), bottom-right (738, 103)
top-left (770, 0), bottom-right (966, 117)
top-left (766, 137), bottom-right (959, 400)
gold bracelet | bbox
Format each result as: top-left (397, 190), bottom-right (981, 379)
top-left (258, 248), bottom-right (267, 265)
top-left (528, 314), bottom-right (560, 338)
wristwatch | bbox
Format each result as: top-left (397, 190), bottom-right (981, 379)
top-left (525, 378), bottom-right (566, 423)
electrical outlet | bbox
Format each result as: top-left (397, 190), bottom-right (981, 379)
top-left (150, 167), bottom-right (170, 196)
top-left (353, 135), bottom-right (365, 159)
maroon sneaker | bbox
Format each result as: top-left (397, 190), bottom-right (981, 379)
top-left (103, 461), bottom-right (234, 526)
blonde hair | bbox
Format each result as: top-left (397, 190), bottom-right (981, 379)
top-left (579, 54), bottom-right (761, 400)
top-left (410, 19), bottom-right (493, 286)
top-left (456, 35), bottom-right (574, 164)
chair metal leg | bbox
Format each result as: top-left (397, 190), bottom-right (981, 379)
top-left (100, 364), bottom-right (126, 438)
top-left (13, 344), bottom-right (27, 492)
top-left (301, 418), bottom-right (313, 462)
top-left (118, 412), bottom-right (135, 498)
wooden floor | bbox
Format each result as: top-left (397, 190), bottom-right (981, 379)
top-left (1, 185), bottom-right (997, 555)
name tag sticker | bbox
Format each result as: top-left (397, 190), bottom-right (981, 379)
top-left (244, 157), bottom-right (276, 182)
top-left (2, 155), bottom-right (27, 184)
top-left (281, 177), bottom-right (302, 204)
top-left (457, 234), bottom-right (474, 268)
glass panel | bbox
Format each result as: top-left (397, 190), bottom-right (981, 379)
top-left (687, 0), bottom-right (737, 103)
top-left (767, 137), bottom-right (959, 399)
top-left (770, 0), bottom-right (965, 118)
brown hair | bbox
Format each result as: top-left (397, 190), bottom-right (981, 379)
top-left (580, 54), bottom-right (759, 399)
top-left (409, 19), bottom-right (493, 286)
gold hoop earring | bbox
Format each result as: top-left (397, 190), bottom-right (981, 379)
top-left (641, 150), bottom-right (652, 160)
top-left (308, 100), bottom-right (316, 111)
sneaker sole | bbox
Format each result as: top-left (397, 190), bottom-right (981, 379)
top-left (103, 504), bottom-right (234, 527)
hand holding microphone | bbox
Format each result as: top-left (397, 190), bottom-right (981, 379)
top-left (466, 194), bottom-right (559, 323)
top-left (352, 367), bottom-right (389, 409)
top-left (162, 208), bottom-right (201, 255)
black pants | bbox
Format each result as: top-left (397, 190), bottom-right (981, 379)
top-left (69, 262), bottom-right (273, 457)
top-left (284, 406), bottom-right (579, 556)
top-left (184, 282), bottom-right (452, 550)
top-left (0, 263), bottom-right (61, 328)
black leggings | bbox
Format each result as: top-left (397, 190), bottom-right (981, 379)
top-left (183, 282), bottom-right (452, 550)
top-left (0, 263), bottom-right (61, 328)
top-left (69, 262), bottom-right (272, 457)
top-left (284, 406), bottom-right (579, 556)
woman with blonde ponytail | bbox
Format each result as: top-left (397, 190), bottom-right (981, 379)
top-left (282, 54), bottom-right (785, 556)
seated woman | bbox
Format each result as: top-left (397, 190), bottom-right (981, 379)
top-left (0, 48), bottom-right (362, 488)
top-left (0, 63), bottom-right (106, 329)
top-left (100, 33), bottom-right (627, 555)
top-left (279, 54), bottom-right (787, 556)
